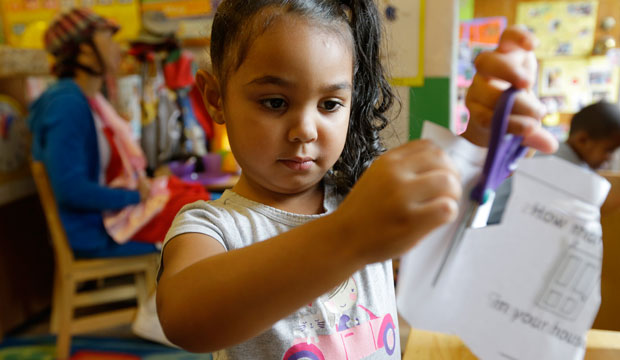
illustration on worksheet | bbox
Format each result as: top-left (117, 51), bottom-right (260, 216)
top-left (536, 244), bottom-right (601, 321)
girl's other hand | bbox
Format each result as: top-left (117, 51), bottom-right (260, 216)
top-left (334, 140), bottom-right (462, 264)
top-left (462, 25), bottom-right (558, 154)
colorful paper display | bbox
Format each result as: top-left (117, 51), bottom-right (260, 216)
top-left (140, 0), bottom-right (220, 39)
top-left (456, 17), bottom-right (507, 134)
top-left (141, 0), bottom-right (214, 18)
top-left (0, 0), bottom-right (140, 48)
top-left (538, 56), bottom-right (620, 114)
top-left (516, 1), bottom-right (599, 58)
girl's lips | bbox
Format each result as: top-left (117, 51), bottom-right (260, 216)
top-left (279, 158), bottom-right (315, 171)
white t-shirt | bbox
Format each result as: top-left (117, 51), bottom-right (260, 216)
top-left (161, 187), bottom-right (401, 359)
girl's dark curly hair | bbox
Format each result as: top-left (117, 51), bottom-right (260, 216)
top-left (210, 0), bottom-right (397, 195)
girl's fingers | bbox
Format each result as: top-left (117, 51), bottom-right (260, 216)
top-left (505, 114), bottom-right (542, 137)
top-left (467, 79), bottom-right (547, 122)
top-left (408, 170), bottom-right (463, 204)
top-left (465, 100), bottom-right (494, 130)
top-left (407, 197), bottom-right (460, 242)
top-left (409, 146), bottom-right (461, 180)
top-left (496, 25), bottom-right (537, 53)
top-left (466, 99), bottom-right (557, 152)
top-left (386, 140), bottom-right (461, 179)
top-left (522, 128), bottom-right (558, 154)
top-left (466, 75), bottom-right (506, 110)
top-left (474, 51), bottom-right (532, 89)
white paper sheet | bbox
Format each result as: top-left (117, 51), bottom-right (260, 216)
top-left (397, 122), bottom-right (611, 360)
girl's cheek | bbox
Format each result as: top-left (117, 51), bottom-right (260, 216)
top-left (349, 293), bottom-right (357, 301)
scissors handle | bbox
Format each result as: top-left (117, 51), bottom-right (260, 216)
top-left (470, 87), bottom-right (528, 204)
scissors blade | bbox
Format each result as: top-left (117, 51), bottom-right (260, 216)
top-left (431, 200), bottom-right (479, 287)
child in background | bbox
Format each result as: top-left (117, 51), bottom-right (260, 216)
top-left (489, 101), bottom-right (620, 224)
top-left (157, 1), bottom-right (556, 358)
top-left (563, 101), bottom-right (620, 171)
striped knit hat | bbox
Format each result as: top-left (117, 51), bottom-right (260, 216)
top-left (44, 8), bottom-right (119, 56)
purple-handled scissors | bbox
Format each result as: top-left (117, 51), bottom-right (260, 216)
top-left (431, 87), bottom-right (528, 286)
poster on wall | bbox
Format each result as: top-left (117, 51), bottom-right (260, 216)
top-left (538, 56), bottom-right (619, 114)
top-left (379, 0), bottom-right (425, 87)
top-left (1, 0), bottom-right (141, 48)
top-left (458, 17), bottom-right (507, 87)
top-left (141, 0), bottom-right (221, 39)
top-left (516, 1), bottom-right (599, 58)
top-left (456, 17), bottom-right (506, 134)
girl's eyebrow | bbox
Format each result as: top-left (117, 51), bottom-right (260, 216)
top-left (246, 75), bottom-right (352, 92)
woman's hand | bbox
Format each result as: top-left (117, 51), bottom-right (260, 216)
top-left (462, 26), bottom-right (558, 153)
top-left (138, 176), bottom-right (151, 202)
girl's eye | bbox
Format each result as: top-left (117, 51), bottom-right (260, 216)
top-left (261, 98), bottom-right (287, 110)
top-left (321, 100), bottom-right (343, 112)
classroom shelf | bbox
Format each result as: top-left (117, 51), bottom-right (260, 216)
top-left (0, 46), bottom-right (49, 78)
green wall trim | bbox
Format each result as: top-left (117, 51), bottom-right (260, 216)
top-left (459, 0), bottom-right (475, 21)
top-left (409, 77), bottom-right (451, 140)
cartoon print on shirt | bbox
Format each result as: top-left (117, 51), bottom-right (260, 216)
top-left (293, 302), bottom-right (327, 344)
top-left (323, 277), bottom-right (360, 329)
top-left (283, 277), bottom-right (398, 359)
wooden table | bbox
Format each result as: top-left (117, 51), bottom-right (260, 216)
top-left (402, 328), bottom-right (620, 359)
top-left (205, 174), bottom-right (239, 192)
top-left (154, 165), bottom-right (239, 192)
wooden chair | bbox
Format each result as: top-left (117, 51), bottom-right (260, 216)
top-left (30, 160), bottom-right (159, 359)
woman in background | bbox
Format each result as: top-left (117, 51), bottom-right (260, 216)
top-left (28, 8), bottom-right (210, 259)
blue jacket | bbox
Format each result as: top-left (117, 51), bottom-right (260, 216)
top-left (28, 79), bottom-right (141, 252)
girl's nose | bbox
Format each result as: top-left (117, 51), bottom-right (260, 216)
top-left (288, 110), bottom-right (318, 143)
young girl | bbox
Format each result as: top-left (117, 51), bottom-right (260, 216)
top-left (157, 1), bottom-right (556, 358)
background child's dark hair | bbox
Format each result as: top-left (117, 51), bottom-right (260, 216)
top-left (210, 0), bottom-right (397, 195)
top-left (570, 101), bottom-right (620, 139)
top-left (52, 45), bottom-right (83, 78)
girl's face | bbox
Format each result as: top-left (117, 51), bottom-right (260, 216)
top-left (220, 16), bottom-right (353, 207)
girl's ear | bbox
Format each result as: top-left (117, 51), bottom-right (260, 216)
top-left (196, 69), bottom-right (225, 124)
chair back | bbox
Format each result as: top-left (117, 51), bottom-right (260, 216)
top-left (30, 160), bottom-right (74, 268)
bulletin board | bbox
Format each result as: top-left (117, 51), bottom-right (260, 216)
top-left (0, 0), bottom-right (141, 49)
top-left (141, 0), bottom-right (220, 39)
top-left (516, 1), bottom-right (599, 58)
top-left (538, 56), bottom-right (619, 113)
top-left (379, 0), bottom-right (425, 87)
top-left (475, 0), bottom-right (620, 52)
top-left (475, 0), bottom-right (620, 125)
top-left (141, 0), bottom-right (215, 18)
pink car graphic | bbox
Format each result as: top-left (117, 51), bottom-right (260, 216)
top-left (283, 306), bottom-right (396, 360)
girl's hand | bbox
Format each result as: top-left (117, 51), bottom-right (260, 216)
top-left (462, 26), bottom-right (558, 153)
top-left (334, 139), bottom-right (462, 264)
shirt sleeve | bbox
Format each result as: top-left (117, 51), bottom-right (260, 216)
top-left (158, 200), bottom-right (229, 282)
top-left (163, 201), bottom-right (228, 250)
top-left (41, 93), bottom-right (140, 212)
